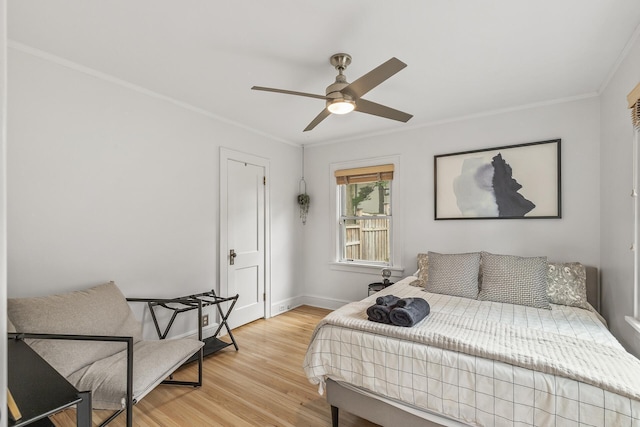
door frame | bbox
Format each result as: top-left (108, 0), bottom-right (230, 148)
top-left (219, 147), bottom-right (271, 320)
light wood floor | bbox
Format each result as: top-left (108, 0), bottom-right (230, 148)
top-left (51, 305), bottom-right (378, 427)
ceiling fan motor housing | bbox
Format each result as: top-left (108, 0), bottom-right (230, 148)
top-left (326, 78), bottom-right (354, 113)
top-left (326, 78), bottom-right (351, 100)
top-left (326, 55), bottom-right (354, 111)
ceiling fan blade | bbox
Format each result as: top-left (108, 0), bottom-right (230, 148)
top-left (251, 86), bottom-right (329, 100)
top-left (341, 57), bottom-right (407, 99)
top-left (355, 98), bottom-right (413, 123)
top-left (304, 109), bottom-right (331, 132)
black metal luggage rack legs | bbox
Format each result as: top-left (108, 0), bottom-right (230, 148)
top-left (146, 290), bottom-right (239, 364)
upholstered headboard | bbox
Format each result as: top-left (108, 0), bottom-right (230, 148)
top-left (585, 266), bottom-right (600, 313)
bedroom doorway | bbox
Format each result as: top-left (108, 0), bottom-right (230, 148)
top-left (219, 148), bottom-right (269, 329)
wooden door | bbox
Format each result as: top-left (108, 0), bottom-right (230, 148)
top-left (220, 149), bottom-right (268, 328)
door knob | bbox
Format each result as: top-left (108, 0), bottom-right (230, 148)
top-left (230, 249), bottom-right (237, 265)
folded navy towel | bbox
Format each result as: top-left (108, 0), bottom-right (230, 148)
top-left (367, 294), bottom-right (401, 324)
top-left (376, 294), bottom-right (400, 306)
top-left (389, 297), bottom-right (430, 327)
top-left (366, 304), bottom-right (394, 324)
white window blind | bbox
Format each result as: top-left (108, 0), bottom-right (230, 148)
top-left (334, 164), bottom-right (394, 185)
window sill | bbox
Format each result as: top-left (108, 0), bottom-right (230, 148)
top-left (329, 262), bottom-right (405, 278)
top-left (625, 316), bottom-right (640, 335)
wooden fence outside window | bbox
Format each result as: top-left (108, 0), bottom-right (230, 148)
top-left (344, 217), bottom-right (390, 262)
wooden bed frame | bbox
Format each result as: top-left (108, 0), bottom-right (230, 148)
top-left (326, 266), bottom-right (600, 427)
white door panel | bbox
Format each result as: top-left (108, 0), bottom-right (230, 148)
top-left (235, 266), bottom-right (259, 310)
top-left (220, 149), bottom-right (268, 329)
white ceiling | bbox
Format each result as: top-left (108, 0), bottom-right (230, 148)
top-left (7, 1), bottom-right (640, 146)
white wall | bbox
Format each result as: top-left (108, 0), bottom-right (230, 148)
top-left (302, 98), bottom-right (601, 308)
top-left (7, 48), bottom-right (303, 336)
top-left (600, 32), bottom-right (640, 357)
top-left (1, 0), bottom-right (8, 422)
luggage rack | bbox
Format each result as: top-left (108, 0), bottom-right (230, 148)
top-left (146, 290), bottom-right (239, 363)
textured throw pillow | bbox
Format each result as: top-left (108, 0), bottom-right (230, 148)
top-left (546, 262), bottom-right (589, 309)
top-left (409, 253), bottom-right (429, 287)
top-left (478, 252), bottom-right (550, 309)
top-left (426, 251), bottom-right (481, 299)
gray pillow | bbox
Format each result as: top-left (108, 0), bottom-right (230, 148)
top-left (546, 262), bottom-right (589, 309)
top-left (479, 251), bottom-right (550, 309)
top-left (8, 282), bottom-right (143, 377)
top-left (426, 251), bottom-right (481, 299)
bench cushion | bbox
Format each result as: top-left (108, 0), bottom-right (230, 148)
top-left (67, 339), bottom-right (204, 410)
top-left (7, 282), bottom-right (143, 377)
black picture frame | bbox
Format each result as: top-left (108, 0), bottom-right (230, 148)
top-left (434, 139), bottom-right (561, 220)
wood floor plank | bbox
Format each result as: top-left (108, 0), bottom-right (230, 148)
top-left (50, 306), bottom-right (378, 427)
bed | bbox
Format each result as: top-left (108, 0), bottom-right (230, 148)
top-left (303, 251), bottom-right (640, 427)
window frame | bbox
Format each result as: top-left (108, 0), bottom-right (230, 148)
top-left (630, 126), bottom-right (640, 333)
top-left (338, 182), bottom-right (393, 265)
top-left (329, 156), bottom-right (404, 275)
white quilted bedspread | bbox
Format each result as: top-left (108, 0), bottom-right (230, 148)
top-left (303, 277), bottom-right (640, 426)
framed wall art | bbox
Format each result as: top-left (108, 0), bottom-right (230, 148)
top-left (434, 139), bottom-right (561, 220)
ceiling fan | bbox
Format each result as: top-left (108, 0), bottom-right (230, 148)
top-left (251, 53), bottom-right (413, 132)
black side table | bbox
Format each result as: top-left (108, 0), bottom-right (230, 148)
top-left (368, 281), bottom-right (394, 296)
top-left (8, 338), bottom-right (91, 427)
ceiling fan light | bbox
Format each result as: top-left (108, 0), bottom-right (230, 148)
top-left (327, 99), bottom-right (355, 115)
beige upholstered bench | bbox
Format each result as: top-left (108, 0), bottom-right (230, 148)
top-left (7, 281), bottom-right (204, 426)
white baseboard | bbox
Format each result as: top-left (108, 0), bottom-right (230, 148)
top-left (298, 294), bottom-right (350, 311)
top-left (140, 293), bottom-right (353, 342)
top-left (168, 323), bottom-right (222, 340)
top-left (270, 294), bottom-right (350, 316)
top-left (271, 295), bottom-right (304, 316)
top-left (162, 295), bottom-right (352, 334)
top-left (202, 323), bottom-right (224, 339)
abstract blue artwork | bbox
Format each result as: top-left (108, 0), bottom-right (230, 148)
top-left (434, 139), bottom-right (561, 219)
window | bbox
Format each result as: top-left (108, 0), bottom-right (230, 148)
top-left (333, 162), bottom-right (398, 268)
top-left (338, 173), bottom-right (392, 264)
